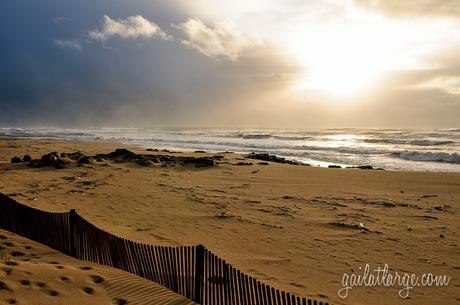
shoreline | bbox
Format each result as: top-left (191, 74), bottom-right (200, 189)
top-left (1, 136), bottom-right (458, 174)
top-left (1, 138), bottom-right (459, 305)
top-left (1, 126), bottom-right (460, 172)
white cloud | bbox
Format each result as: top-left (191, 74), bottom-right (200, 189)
top-left (417, 76), bottom-right (460, 94)
top-left (89, 15), bottom-right (170, 42)
top-left (53, 39), bottom-right (82, 50)
top-left (173, 18), bottom-right (262, 61)
top-left (53, 16), bottom-right (73, 24)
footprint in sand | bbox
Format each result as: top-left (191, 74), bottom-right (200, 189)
top-left (6, 299), bottom-right (17, 304)
top-left (35, 282), bottom-right (47, 288)
top-left (19, 279), bottom-right (31, 286)
top-left (45, 289), bottom-right (59, 296)
top-left (83, 287), bottom-right (94, 294)
top-left (79, 266), bottom-right (92, 271)
top-left (113, 298), bottom-right (128, 305)
top-left (90, 275), bottom-right (104, 284)
top-left (10, 251), bottom-right (24, 257)
top-left (4, 261), bottom-right (18, 266)
top-left (59, 276), bottom-right (70, 283)
top-left (0, 281), bottom-right (12, 291)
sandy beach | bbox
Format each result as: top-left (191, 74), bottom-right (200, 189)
top-left (0, 138), bottom-right (459, 305)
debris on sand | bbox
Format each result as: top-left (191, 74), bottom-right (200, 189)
top-left (434, 205), bottom-right (451, 212)
top-left (328, 221), bottom-right (370, 232)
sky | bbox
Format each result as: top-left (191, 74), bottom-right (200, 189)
top-left (1, 0), bottom-right (459, 128)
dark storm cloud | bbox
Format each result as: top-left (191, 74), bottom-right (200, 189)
top-left (0, 0), bottom-right (297, 127)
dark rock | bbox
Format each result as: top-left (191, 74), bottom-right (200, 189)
top-left (212, 155), bottom-right (224, 160)
top-left (41, 152), bottom-right (60, 166)
top-left (78, 156), bottom-right (93, 164)
top-left (246, 153), bottom-right (305, 165)
top-left (10, 157), bottom-right (22, 163)
top-left (194, 150), bottom-right (206, 153)
top-left (55, 158), bottom-right (67, 169)
top-left (137, 159), bottom-right (155, 166)
top-left (184, 157), bottom-right (215, 168)
top-left (22, 155), bottom-right (32, 162)
top-left (236, 162), bottom-right (253, 166)
top-left (258, 162), bottom-right (269, 165)
top-left (347, 165), bottom-right (382, 170)
top-left (106, 148), bottom-right (139, 159)
top-left (62, 151), bottom-right (86, 161)
top-left (35, 152), bottom-right (68, 168)
top-left (28, 159), bottom-right (44, 167)
top-left (328, 165), bottom-right (342, 168)
top-left (146, 148), bottom-right (159, 152)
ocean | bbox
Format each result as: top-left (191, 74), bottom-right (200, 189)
top-left (1, 127), bottom-right (460, 172)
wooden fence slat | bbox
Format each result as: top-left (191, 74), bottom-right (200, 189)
top-left (144, 244), bottom-right (156, 281)
top-left (223, 262), bottom-right (230, 305)
top-left (185, 246), bottom-right (191, 299)
top-left (211, 250), bottom-right (216, 305)
top-left (178, 247), bottom-right (184, 296)
top-left (266, 284), bottom-right (273, 305)
top-left (154, 246), bottom-right (164, 285)
top-left (287, 292), bottom-right (292, 305)
top-left (248, 276), bottom-right (255, 305)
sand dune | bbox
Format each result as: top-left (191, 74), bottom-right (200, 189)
top-left (0, 138), bottom-right (459, 305)
top-left (0, 229), bottom-right (195, 305)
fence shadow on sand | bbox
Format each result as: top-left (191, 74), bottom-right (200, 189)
top-left (0, 193), bottom-right (329, 305)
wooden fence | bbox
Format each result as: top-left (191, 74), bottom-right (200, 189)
top-left (0, 193), bottom-right (329, 305)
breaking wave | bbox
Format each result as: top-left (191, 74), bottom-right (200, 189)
top-left (364, 138), bottom-right (454, 146)
top-left (397, 151), bottom-right (460, 164)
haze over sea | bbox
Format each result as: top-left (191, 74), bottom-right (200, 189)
top-left (1, 127), bottom-right (460, 172)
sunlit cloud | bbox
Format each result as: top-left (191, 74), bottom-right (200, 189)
top-left (173, 18), bottom-right (262, 61)
top-left (416, 76), bottom-right (460, 95)
top-left (89, 15), bottom-right (170, 42)
top-left (354, 0), bottom-right (460, 19)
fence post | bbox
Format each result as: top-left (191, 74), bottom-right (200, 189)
top-left (69, 209), bottom-right (77, 257)
top-left (194, 244), bottom-right (205, 304)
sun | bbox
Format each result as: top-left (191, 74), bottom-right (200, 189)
top-left (287, 8), bottom-right (459, 101)
top-left (290, 18), bottom-right (404, 100)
